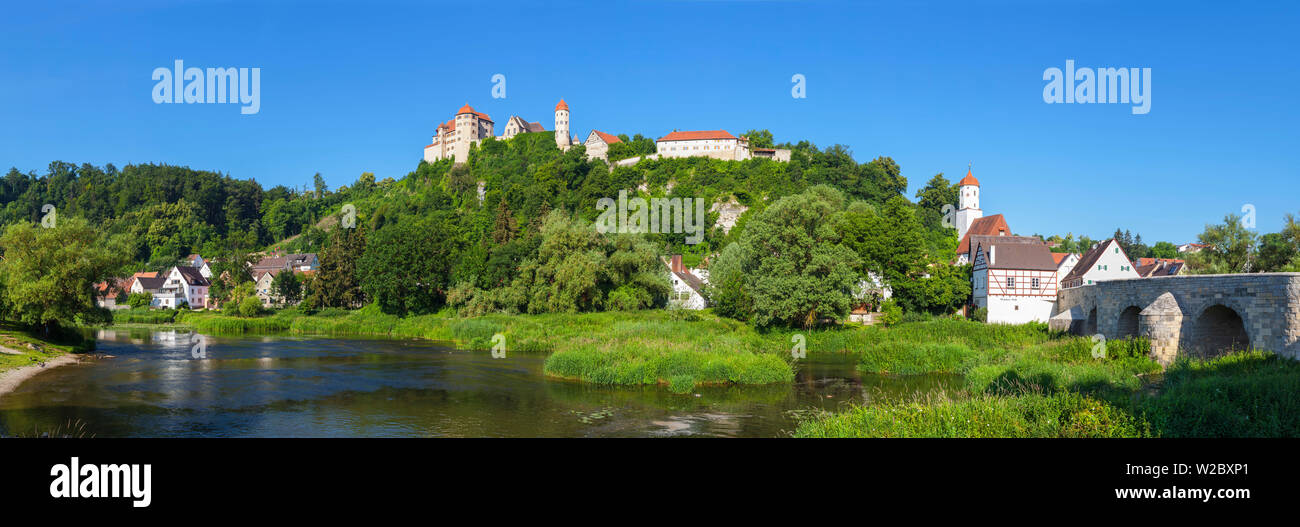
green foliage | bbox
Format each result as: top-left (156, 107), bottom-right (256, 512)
top-left (1185, 213), bottom-right (1259, 274)
top-left (711, 186), bottom-right (860, 328)
top-left (794, 390), bottom-right (1148, 438)
top-left (126, 292), bottom-right (153, 309)
top-left (0, 216), bottom-right (130, 331)
top-left (237, 295), bottom-right (264, 317)
top-left (1141, 351), bottom-right (1300, 437)
top-left (879, 300), bottom-right (903, 327)
top-left (358, 213), bottom-right (456, 315)
top-left (271, 270), bottom-right (303, 305)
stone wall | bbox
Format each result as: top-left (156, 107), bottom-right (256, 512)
top-left (1051, 273), bottom-right (1300, 363)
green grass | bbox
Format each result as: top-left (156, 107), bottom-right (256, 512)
top-left (1139, 351), bottom-right (1300, 437)
top-left (793, 390), bottom-right (1149, 438)
top-left (0, 322), bottom-right (94, 374)
top-left (110, 307), bottom-right (179, 325)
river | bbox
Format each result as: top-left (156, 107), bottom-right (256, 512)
top-left (0, 328), bottom-right (958, 437)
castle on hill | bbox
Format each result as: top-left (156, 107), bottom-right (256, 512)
top-left (423, 99), bottom-right (577, 164)
top-left (422, 98), bottom-right (790, 165)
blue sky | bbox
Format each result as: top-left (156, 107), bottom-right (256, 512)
top-left (1, 0), bottom-right (1297, 244)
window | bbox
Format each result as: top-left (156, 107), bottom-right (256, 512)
top-left (1006, 277), bottom-right (1015, 288)
top-left (1031, 278), bottom-right (1040, 289)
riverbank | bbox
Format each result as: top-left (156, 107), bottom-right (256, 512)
top-left (0, 323), bottom-right (93, 398)
top-left (134, 308), bottom-right (1300, 435)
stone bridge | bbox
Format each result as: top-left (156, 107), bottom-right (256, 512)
top-left (1050, 273), bottom-right (1300, 364)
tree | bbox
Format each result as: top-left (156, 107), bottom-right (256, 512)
top-left (742, 129), bottom-right (775, 149)
top-left (358, 214), bottom-right (456, 315)
top-left (271, 271), bottom-right (303, 305)
top-left (711, 186), bottom-right (859, 328)
top-left (1186, 214), bottom-right (1259, 274)
top-left (0, 217), bottom-right (130, 333)
top-left (311, 225), bottom-right (367, 308)
top-left (126, 292), bottom-right (153, 309)
top-left (1149, 241), bottom-right (1179, 260)
top-left (1254, 233), bottom-right (1298, 272)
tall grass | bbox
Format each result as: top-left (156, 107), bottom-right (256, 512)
top-left (1140, 351), bottom-right (1300, 437)
top-left (794, 389), bottom-right (1148, 438)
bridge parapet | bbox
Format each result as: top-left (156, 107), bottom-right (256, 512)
top-left (1052, 273), bottom-right (1300, 364)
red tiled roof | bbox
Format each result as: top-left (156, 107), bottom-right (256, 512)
top-left (657, 130), bottom-right (737, 142)
top-left (473, 111), bottom-right (493, 122)
top-left (956, 214), bottom-right (1011, 254)
top-left (591, 130), bottom-right (621, 144)
top-left (1051, 252), bottom-right (1070, 265)
top-left (958, 167), bottom-right (979, 187)
top-left (555, 99), bottom-right (569, 111)
top-left (457, 103), bottom-right (475, 115)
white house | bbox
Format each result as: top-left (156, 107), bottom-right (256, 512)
top-left (1061, 239), bottom-right (1140, 288)
top-left (665, 255), bottom-right (706, 310)
top-left (655, 130), bottom-right (751, 161)
top-left (1052, 252), bottom-right (1080, 288)
top-left (971, 240), bottom-right (1059, 324)
top-left (164, 265), bottom-right (211, 309)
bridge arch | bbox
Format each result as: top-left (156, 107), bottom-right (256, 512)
top-left (1085, 307), bottom-right (1098, 335)
top-left (1117, 306), bottom-right (1141, 338)
top-left (1191, 304), bottom-right (1250, 358)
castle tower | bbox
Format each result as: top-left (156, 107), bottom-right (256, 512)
top-left (955, 165), bottom-right (982, 240)
top-left (554, 99), bottom-right (570, 150)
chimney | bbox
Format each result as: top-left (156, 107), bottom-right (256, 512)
top-left (989, 245), bottom-right (996, 266)
top-left (671, 254), bottom-right (683, 273)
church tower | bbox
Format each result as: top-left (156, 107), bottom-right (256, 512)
top-left (955, 165), bottom-right (982, 240)
top-left (554, 99), bottom-right (570, 150)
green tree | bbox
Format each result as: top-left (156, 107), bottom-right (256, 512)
top-left (1186, 214), bottom-right (1259, 274)
top-left (742, 129), bottom-right (775, 149)
top-left (0, 217), bottom-right (130, 333)
top-left (358, 214), bottom-right (456, 315)
top-left (712, 186), bottom-right (859, 328)
top-left (271, 270), bottom-right (303, 305)
top-left (1149, 241), bottom-right (1179, 260)
top-left (311, 225), bottom-right (367, 308)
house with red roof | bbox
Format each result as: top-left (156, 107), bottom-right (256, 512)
top-left (583, 130), bottom-right (622, 161)
top-left (655, 130), bottom-right (753, 161)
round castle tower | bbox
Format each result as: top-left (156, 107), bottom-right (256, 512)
top-left (554, 99), bottom-right (570, 149)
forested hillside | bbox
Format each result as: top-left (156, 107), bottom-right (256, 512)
top-left (1, 130), bottom-right (969, 329)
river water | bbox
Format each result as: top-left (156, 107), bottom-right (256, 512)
top-left (0, 329), bottom-right (958, 437)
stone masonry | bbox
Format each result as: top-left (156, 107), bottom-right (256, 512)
top-left (1050, 273), bottom-right (1300, 364)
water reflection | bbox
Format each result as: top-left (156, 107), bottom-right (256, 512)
top-left (0, 330), bottom-right (960, 437)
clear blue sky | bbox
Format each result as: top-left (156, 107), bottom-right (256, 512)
top-left (2, 0), bottom-right (1297, 244)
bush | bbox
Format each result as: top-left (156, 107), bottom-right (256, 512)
top-left (126, 292), bottom-right (153, 309)
top-left (879, 300), bottom-right (903, 326)
top-left (971, 307), bottom-right (988, 323)
top-left (238, 296), bottom-right (264, 317)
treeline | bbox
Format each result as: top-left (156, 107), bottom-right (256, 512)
top-left (3, 128), bottom-right (968, 329)
top-left (1183, 212), bottom-right (1300, 274)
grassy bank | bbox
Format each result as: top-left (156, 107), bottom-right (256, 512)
top-left (0, 322), bottom-right (93, 374)
top-left (794, 390), bottom-right (1148, 438)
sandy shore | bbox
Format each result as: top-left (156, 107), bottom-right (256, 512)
top-left (0, 354), bottom-right (81, 398)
